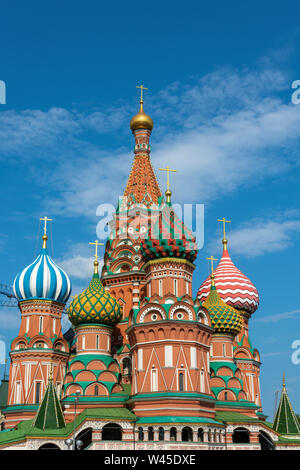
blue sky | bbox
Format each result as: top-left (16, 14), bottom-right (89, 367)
top-left (1, 0), bottom-right (300, 418)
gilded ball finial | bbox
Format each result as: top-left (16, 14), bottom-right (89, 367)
top-left (130, 85), bottom-right (153, 132)
top-left (42, 234), bottom-right (48, 249)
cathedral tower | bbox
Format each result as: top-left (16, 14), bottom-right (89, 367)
top-left (5, 219), bottom-right (71, 428)
top-left (101, 87), bottom-right (162, 355)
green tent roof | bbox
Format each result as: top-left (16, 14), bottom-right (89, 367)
top-left (273, 376), bottom-right (300, 435)
top-left (33, 379), bottom-right (65, 431)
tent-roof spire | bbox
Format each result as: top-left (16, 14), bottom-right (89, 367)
top-left (33, 366), bottom-right (65, 431)
top-left (273, 374), bottom-right (300, 435)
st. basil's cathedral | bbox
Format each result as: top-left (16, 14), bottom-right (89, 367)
top-left (0, 91), bottom-right (299, 450)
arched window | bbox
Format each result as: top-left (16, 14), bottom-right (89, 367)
top-left (39, 316), bottom-right (43, 333)
top-left (198, 428), bottom-right (204, 442)
top-left (94, 385), bottom-right (99, 396)
top-left (182, 426), bottom-right (193, 442)
top-left (102, 423), bottom-right (122, 441)
top-left (35, 382), bottom-right (41, 404)
top-left (179, 372), bottom-right (185, 392)
top-left (38, 443), bottom-right (61, 450)
top-left (232, 427), bottom-right (250, 443)
top-left (158, 427), bottom-right (164, 441)
top-left (170, 427), bottom-right (177, 441)
top-left (122, 357), bottom-right (131, 376)
top-left (138, 427), bottom-right (144, 441)
top-left (148, 427), bottom-right (154, 441)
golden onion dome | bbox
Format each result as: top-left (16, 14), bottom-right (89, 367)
top-left (203, 276), bottom-right (242, 336)
top-left (130, 100), bottom-right (153, 132)
top-left (67, 265), bottom-right (121, 327)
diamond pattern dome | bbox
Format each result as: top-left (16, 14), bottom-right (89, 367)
top-left (203, 279), bottom-right (242, 336)
top-left (68, 273), bottom-right (121, 326)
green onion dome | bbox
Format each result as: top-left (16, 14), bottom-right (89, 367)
top-left (203, 276), bottom-right (242, 336)
top-left (67, 269), bottom-right (121, 327)
top-left (140, 203), bottom-right (198, 263)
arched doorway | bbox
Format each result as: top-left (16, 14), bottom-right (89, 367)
top-left (182, 426), bottom-right (193, 442)
top-left (138, 427), bottom-right (144, 441)
top-left (198, 428), bottom-right (204, 442)
top-left (170, 427), bottom-right (177, 441)
top-left (259, 431), bottom-right (274, 450)
top-left (102, 423), bottom-right (122, 441)
top-left (158, 427), bottom-right (164, 441)
top-left (232, 427), bottom-right (250, 443)
top-left (148, 426), bottom-right (154, 441)
top-left (38, 443), bottom-right (60, 450)
top-left (75, 427), bottom-right (93, 450)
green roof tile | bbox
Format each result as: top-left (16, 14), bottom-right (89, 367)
top-left (273, 376), bottom-right (300, 435)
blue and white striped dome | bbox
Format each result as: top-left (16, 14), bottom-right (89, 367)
top-left (13, 236), bottom-right (71, 303)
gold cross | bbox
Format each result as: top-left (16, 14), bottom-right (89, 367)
top-left (206, 256), bottom-right (218, 276)
top-left (158, 166), bottom-right (177, 190)
top-left (40, 216), bottom-right (52, 235)
top-left (217, 217), bottom-right (231, 240)
top-left (89, 240), bottom-right (104, 262)
top-left (136, 85), bottom-right (148, 103)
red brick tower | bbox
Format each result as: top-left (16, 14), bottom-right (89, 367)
top-left (101, 87), bottom-right (162, 358)
top-left (198, 220), bottom-right (262, 411)
top-left (126, 194), bottom-right (216, 421)
top-left (5, 220), bottom-right (71, 428)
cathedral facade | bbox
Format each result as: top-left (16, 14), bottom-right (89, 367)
top-left (0, 93), bottom-right (299, 450)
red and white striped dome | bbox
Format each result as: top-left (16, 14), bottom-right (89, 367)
top-left (198, 243), bottom-right (259, 314)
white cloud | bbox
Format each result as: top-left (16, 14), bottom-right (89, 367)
top-left (260, 351), bottom-right (290, 358)
top-left (58, 254), bottom-right (94, 280)
top-left (255, 309), bottom-right (300, 324)
top-left (56, 242), bottom-right (104, 281)
top-left (46, 66), bottom-right (300, 216)
top-left (226, 215), bottom-right (300, 258)
top-left (1, 63), bottom-right (300, 220)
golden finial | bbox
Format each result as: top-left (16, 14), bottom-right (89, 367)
top-left (130, 85), bottom-right (153, 132)
top-left (40, 216), bottom-right (52, 249)
top-left (217, 217), bottom-right (231, 250)
top-left (158, 166), bottom-right (177, 204)
top-left (207, 256), bottom-right (218, 286)
top-left (49, 363), bottom-right (53, 381)
top-left (283, 372), bottom-right (286, 392)
top-left (89, 240), bottom-right (104, 274)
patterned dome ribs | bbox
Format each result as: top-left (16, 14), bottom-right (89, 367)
top-left (203, 282), bottom-right (242, 336)
top-left (141, 203), bottom-right (198, 263)
top-left (198, 247), bottom-right (259, 314)
top-left (13, 241), bottom-right (71, 303)
top-left (67, 273), bottom-right (121, 326)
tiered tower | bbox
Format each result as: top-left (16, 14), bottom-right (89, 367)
top-left (62, 246), bottom-right (126, 422)
top-left (126, 193), bottom-right (216, 423)
top-left (198, 220), bottom-right (262, 409)
top-left (202, 264), bottom-right (248, 406)
top-left (101, 86), bottom-right (162, 362)
top-left (5, 219), bottom-right (71, 428)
